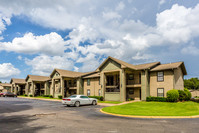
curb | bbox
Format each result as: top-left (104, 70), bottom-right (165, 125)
top-left (18, 96), bottom-right (62, 102)
top-left (100, 109), bottom-right (199, 119)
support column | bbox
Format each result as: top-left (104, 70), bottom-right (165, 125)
top-left (14, 85), bottom-right (17, 95)
top-left (61, 77), bottom-right (64, 98)
top-left (25, 83), bottom-right (28, 95)
top-left (77, 78), bottom-right (80, 95)
top-left (32, 82), bottom-right (35, 97)
top-left (11, 85), bottom-right (13, 93)
top-left (120, 69), bottom-right (126, 102)
top-left (100, 72), bottom-right (105, 99)
top-left (141, 70), bottom-right (150, 100)
top-left (52, 79), bottom-right (55, 97)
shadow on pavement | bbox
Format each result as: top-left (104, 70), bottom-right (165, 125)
top-left (0, 115), bottom-right (46, 133)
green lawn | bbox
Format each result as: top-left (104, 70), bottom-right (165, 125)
top-left (102, 101), bottom-right (199, 116)
top-left (98, 101), bottom-right (122, 104)
top-left (18, 96), bottom-right (61, 100)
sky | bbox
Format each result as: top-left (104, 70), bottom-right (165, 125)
top-left (0, 0), bottom-right (199, 82)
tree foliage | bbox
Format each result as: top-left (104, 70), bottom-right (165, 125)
top-left (184, 78), bottom-right (199, 90)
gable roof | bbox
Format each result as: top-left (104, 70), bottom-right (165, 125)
top-left (25, 75), bottom-right (50, 82)
top-left (96, 56), bottom-right (160, 71)
top-left (50, 69), bottom-right (86, 78)
top-left (10, 78), bottom-right (26, 84)
top-left (82, 72), bottom-right (100, 79)
top-left (135, 62), bottom-right (160, 70)
top-left (96, 56), bottom-right (137, 71)
top-left (0, 83), bottom-right (12, 87)
top-left (150, 62), bottom-right (187, 75)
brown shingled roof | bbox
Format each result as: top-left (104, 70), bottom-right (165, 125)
top-left (50, 69), bottom-right (86, 78)
top-left (96, 56), bottom-right (160, 71)
top-left (0, 83), bottom-right (12, 87)
top-left (83, 72), bottom-right (100, 79)
top-left (96, 56), bottom-right (137, 71)
top-left (135, 62), bottom-right (160, 70)
top-left (151, 62), bottom-right (187, 75)
top-left (25, 75), bottom-right (50, 82)
top-left (10, 78), bottom-right (26, 84)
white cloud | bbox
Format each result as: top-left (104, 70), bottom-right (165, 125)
top-left (17, 55), bottom-right (22, 60)
top-left (0, 63), bottom-right (20, 79)
top-left (0, 32), bottom-right (66, 56)
top-left (181, 45), bottom-right (199, 55)
top-left (102, 11), bottom-right (121, 21)
top-left (25, 55), bottom-right (74, 76)
top-left (0, 1), bottom-right (199, 73)
top-left (159, 0), bottom-right (166, 6)
top-left (116, 1), bottom-right (125, 11)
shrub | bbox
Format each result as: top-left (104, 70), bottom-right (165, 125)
top-left (166, 89), bottom-right (179, 102)
top-left (23, 94), bottom-right (27, 97)
top-left (184, 88), bottom-right (192, 101)
top-left (43, 95), bottom-right (49, 97)
top-left (128, 98), bottom-right (134, 101)
top-left (178, 90), bottom-right (186, 101)
top-left (29, 94), bottom-right (33, 97)
top-left (49, 95), bottom-right (53, 98)
top-left (58, 95), bottom-right (62, 99)
top-left (146, 96), bottom-right (167, 102)
top-left (88, 96), bottom-right (104, 101)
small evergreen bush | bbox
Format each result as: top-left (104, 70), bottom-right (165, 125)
top-left (184, 88), bottom-right (191, 101)
top-left (146, 96), bottom-right (167, 102)
top-left (23, 94), bottom-right (27, 97)
top-left (166, 89), bottom-right (179, 102)
top-left (29, 94), bottom-right (33, 97)
top-left (49, 95), bottom-right (53, 98)
top-left (178, 90), bottom-right (186, 101)
top-left (88, 96), bottom-right (104, 101)
top-left (58, 95), bottom-right (62, 99)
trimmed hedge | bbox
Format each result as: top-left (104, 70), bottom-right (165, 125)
top-left (23, 94), bottom-right (28, 97)
top-left (146, 96), bottom-right (167, 102)
top-left (49, 95), bottom-right (53, 98)
top-left (88, 96), bottom-right (104, 101)
top-left (184, 88), bottom-right (191, 101)
top-left (178, 90), bottom-right (186, 101)
top-left (58, 95), bottom-right (62, 99)
top-left (167, 89), bottom-right (179, 102)
top-left (29, 94), bottom-right (33, 97)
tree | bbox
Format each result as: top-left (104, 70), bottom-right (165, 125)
top-left (0, 81), bottom-right (1, 83)
top-left (184, 78), bottom-right (199, 90)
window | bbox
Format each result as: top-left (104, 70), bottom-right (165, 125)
top-left (87, 79), bottom-right (90, 86)
top-left (157, 71), bottom-right (164, 82)
top-left (128, 74), bottom-right (134, 80)
top-left (99, 89), bottom-right (101, 96)
top-left (157, 88), bottom-right (164, 97)
top-left (55, 72), bottom-right (60, 76)
top-left (87, 89), bottom-right (90, 96)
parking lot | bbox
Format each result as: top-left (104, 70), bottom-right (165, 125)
top-left (0, 97), bottom-right (199, 133)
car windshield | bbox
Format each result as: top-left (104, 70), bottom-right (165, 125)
top-left (68, 95), bottom-right (77, 98)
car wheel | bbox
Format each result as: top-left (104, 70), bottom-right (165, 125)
top-left (92, 100), bottom-right (97, 105)
top-left (74, 101), bottom-right (80, 107)
top-left (14, 96), bottom-right (17, 98)
top-left (5, 95), bottom-right (7, 97)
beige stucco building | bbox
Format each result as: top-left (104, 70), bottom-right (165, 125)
top-left (10, 78), bottom-right (26, 95)
top-left (0, 83), bottom-right (12, 93)
top-left (9, 56), bottom-right (187, 101)
top-left (50, 69), bottom-right (85, 98)
top-left (25, 75), bottom-right (50, 96)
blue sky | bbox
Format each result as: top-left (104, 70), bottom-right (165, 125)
top-left (0, 0), bottom-right (199, 82)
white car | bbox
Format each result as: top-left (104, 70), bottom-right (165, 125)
top-left (62, 95), bottom-right (98, 107)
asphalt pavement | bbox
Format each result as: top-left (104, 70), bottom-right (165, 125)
top-left (0, 97), bottom-right (199, 133)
